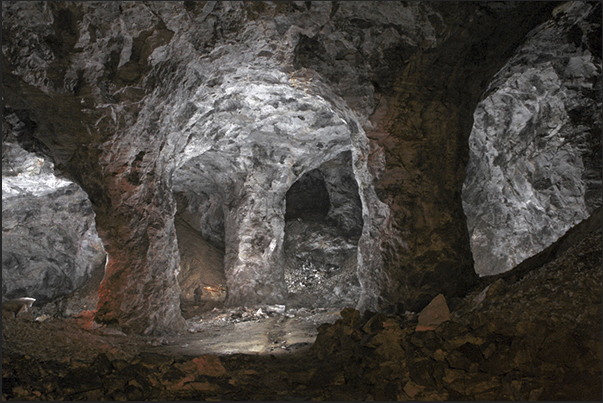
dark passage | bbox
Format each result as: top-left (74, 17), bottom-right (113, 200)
top-left (285, 169), bottom-right (330, 221)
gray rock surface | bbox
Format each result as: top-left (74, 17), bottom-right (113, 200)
top-left (462, 1), bottom-right (602, 276)
top-left (2, 1), bottom-right (594, 334)
top-left (168, 61), bottom-right (373, 307)
top-left (2, 1), bottom-right (390, 331)
top-left (2, 139), bottom-right (106, 303)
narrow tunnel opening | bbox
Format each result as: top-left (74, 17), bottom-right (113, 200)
top-left (283, 151), bottom-right (364, 310)
top-left (173, 187), bottom-right (227, 319)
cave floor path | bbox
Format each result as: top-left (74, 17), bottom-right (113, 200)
top-left (2, 308), bottom-right (342, 363)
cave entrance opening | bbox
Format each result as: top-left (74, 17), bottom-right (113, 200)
top-left (284, 151), bottom-right (364, 310)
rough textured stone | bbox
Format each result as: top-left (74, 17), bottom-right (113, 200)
top-left (307, 221), bottom-right (601, 399)
top-left (3, 1), bottom-right (388, 331)
top-left (2, 0), bottom-right (598, 336)
top-left (462, 1), bottom-right (602, 276)
top-left (2, 140), bottom-right (106, 304)
top-left (168, 59), bottom-right (355, 307)
top-left (321, 1), bottom-right (561, 312)
top-left (480, 205), bottom-right (603, 290)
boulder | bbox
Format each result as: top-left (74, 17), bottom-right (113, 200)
top-left (2, 142), bottom-right (106, 304)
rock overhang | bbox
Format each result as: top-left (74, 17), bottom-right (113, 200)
top-left (172, 68), bottom-right (354, 181)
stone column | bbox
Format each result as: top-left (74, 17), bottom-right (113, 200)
top-left (94, 160), bottom-right (186, 335)
top-left (222, 173), bottom-right (289, 306)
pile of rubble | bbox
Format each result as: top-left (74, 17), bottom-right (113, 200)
top-left (310, 306), bottom-right (601, 400)
top-left (185, 305), bottom-right (334, 328)
top-left (2, 350), bottom-right (232, 401)
top-left (308, 227), bottom-right (602, 400)
top-left (284, 217), bottom-right (361, 309)
top-left (4, 300), bottom-right (599, 401)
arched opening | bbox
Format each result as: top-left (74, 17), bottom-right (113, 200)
top-left (172, 150), bottom-right (365, 315)
top-left (172, 161), bottom-right (228, 318)
top-left (284, 151), bottom-right (364, 309)
top-left (284, 169), bottom-right (330, 222)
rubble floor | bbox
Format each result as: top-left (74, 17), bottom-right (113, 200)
top-left (2, 306), bottom-right (347, 401)
top-left (2, 228), bottom-right (602, 401)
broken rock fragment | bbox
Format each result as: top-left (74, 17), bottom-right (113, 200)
top-left (416, 294), bottom-right (450, 332)
top-left (2, 297), bottom-right (36, 319)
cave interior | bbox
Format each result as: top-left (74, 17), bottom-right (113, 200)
top-left (2, 1), bottom-right (602, 401)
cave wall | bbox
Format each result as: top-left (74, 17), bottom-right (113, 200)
top-left (463, 1), bottom-right (602, 276)
top-left (2, 131), bottom-right (106, 303)
top-left (3, 1), bottom-right (596, 334)
top-left (2, 1), bottom-right (385, 332)
top-left (290, 1), bottom-right (559, 311)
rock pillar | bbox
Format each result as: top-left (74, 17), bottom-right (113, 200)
top-left (223, 173), bottom-right (289, 306)
top-left (94, 155), bottom-right (186, 335)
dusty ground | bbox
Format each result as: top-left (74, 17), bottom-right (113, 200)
top-left (2, 305), bottom-right (353, 401)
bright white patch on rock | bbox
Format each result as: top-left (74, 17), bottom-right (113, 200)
top-left (2, 142), bottom-right (106, 302)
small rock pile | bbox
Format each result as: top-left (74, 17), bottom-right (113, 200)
top-left (284, 217), bottom-right (361, 309)
top-left (185, 305), bottom-right (331, 331)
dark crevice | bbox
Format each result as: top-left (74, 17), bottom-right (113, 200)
top-left (285, 169), bottom-right (330, 221)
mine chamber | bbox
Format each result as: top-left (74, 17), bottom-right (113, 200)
top-left (171, 150), bottom-right (363, 315)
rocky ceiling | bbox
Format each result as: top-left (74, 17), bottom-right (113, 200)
top-left (2, 1), bottom-right (601, 335)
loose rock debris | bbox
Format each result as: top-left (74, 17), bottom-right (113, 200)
top-left (3, 230), bottom-right (602, 400)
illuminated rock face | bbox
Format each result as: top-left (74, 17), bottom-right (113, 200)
top-left (169, 65), bottom-right (371, 308)
top-left (2, 140), bottom-right (106, 303)
top-left (4, 1), bottom-right (597, 334)
top-left (463, 1), bottom-right (602, 276)
top-left (1, 1), bottom-right (389, 332)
